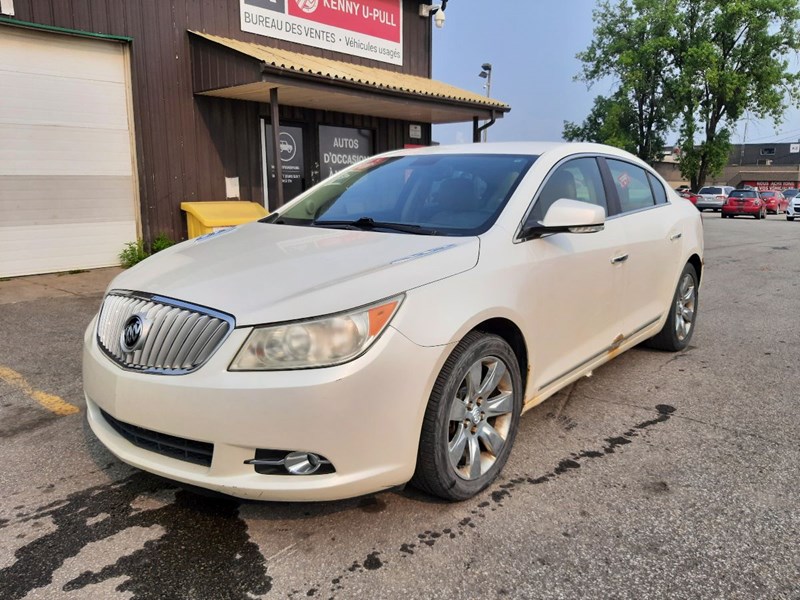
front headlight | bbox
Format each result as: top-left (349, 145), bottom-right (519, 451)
top-left (229, 295), bottom-right (404, 370)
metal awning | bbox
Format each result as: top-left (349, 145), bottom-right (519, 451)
top-left (189, 31), bottom-right (510, 124)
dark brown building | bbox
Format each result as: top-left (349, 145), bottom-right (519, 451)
top-left (0, 0), bottom-right (508, 277)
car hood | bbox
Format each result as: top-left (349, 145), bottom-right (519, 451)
top-left (109, 223), bottom-right (479, 325)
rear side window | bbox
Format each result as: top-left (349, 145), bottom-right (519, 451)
top-left (529, 157), bottom-right (607, 222)
top-left (648, 173), bottom-right (668, 204)
top-left (607, 159), bottom-right (655, 213)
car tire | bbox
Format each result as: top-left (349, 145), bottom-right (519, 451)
top-left (412, 331), bottom-right (522, 501)
top-left (645, 263), bottom-right (698, 352)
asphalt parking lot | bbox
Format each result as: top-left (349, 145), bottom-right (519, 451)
top-left (1, 213), bottom-right (798, 600)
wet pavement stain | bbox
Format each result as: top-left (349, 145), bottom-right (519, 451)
top-left (301, 404), bottom-right (677, 599)
top-left (0, 473), bottom-right (271, 600)
top-left (362, 551), bottom-right (383, 570)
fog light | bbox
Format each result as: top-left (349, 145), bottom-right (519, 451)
top-left (284, 452), bottom-right (323, 475)
top-left (245, 449), bottom-right (334, 475)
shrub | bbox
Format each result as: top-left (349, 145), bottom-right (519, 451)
top-left (151, 233), bottom-right (175, 254)
top-left (118, 240), bottom-right (148, 268)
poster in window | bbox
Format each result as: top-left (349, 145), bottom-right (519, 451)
top-left (319, 125), bottom-right (373, 180)
top-left (264, 124), bottom-right (305, 205)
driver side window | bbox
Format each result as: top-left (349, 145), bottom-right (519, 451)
top-left (528, 157), bottom-right (607, 223)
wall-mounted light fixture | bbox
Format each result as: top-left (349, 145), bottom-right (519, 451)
top-left (419, 1), bottom-right (448, 29)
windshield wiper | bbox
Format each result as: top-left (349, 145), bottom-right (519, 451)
top-left (313, 217), bottom-right (440, 236)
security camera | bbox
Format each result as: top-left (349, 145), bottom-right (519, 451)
top-left (434, 9), bottom-right (445, 28)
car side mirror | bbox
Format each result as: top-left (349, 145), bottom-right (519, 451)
top-left (520, 199), bottom-right (606, 240)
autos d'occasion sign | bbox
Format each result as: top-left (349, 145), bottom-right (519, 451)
top-left (319, 125), bottom-right (373, 179)
top-left (241, 0), bottom-right (402, 66)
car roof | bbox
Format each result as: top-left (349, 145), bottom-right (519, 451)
top-left (381, 141), bottom-right (647, 163)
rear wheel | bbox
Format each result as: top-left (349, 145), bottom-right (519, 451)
top-left (646, 263), bottom-right (698, 352)
top-left (412, 332), bottom-right (522, 501)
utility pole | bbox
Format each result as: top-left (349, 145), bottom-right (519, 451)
top-left (478, 63), bottom-right (492, 142)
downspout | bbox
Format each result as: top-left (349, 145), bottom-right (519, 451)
top-left (473, 111), bottom-right (496, 143)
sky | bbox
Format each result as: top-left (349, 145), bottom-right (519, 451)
top-left (430, 0), bottom-right (800, 147)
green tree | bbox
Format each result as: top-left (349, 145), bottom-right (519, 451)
top-left (674, 0), bottom-right (800, 189)
top-left (573, 0), bottom-right (680, 164)
top-left (562, 93), bottom-right (639, 155)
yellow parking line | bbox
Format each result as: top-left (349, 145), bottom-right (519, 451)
top-left (0, 365), bottom-right (79, 416)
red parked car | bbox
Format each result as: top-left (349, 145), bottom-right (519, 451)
top-left (722, 189), bottom-right (766, 219)
top-left (678, 190), bottom-right (700, 206)
top-left (759, 190), bottom-right (788, 214)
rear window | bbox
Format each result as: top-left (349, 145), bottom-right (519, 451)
top-left (729, 190), bottom-right (758, 198)
top-left (648, 173), bottom-right (668, 204)
top-left (606, 159), bottom-right (656, 213)
top-left (698, 187), bottom-right (722, 195)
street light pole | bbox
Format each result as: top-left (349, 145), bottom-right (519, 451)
top-left (478, 63), bottom-right (492, 142)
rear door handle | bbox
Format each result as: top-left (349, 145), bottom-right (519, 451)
top-left (610, 254), bottom-right (629, 264)
top-left (669, 232), bottom-right (682, 241)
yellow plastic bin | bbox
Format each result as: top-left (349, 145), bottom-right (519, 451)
top-left (181, 201), bottom-right (268, 239)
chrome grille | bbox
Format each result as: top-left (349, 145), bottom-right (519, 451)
top-left (97, 291), bottom-right (235, 374)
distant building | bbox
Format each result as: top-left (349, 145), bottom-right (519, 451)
top-left (724, 142), bottom-right (800, 191)
top-left (654, 142), bottom-right (800, 191)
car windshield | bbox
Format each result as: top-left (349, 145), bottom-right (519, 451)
top-left (698, 187), bottom-right (722, 194)
top-left (784, 189), bottom-right (799, 197)
top-left (730, 190), bottom-right (758, 198)
top-left (759, 192), bottom-right (776, 198)
top-left (270, 153), bottom-right (536, 236)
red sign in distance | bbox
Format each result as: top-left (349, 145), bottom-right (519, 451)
top-left (288, 0), bottom-right (401, 43)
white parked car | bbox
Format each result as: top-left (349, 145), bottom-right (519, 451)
top-left (83, 143), bottom-right (704, 502)
top-left (788, 194), bottom-right (800, 221)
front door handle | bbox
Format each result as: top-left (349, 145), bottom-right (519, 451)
top-left (669, 232), bottom-right (683, 241)
top-left (610, 254), bottom-right (629, 264)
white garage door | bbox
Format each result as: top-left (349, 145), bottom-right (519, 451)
top-left (0, 26), bottom-right (137, 277)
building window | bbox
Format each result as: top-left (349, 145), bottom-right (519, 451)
top-left (760, 147), bottom-right (776, 156)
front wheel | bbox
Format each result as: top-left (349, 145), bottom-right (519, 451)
top-left (412, 332), bottom-right (522, 501)
top-left (645, 263), bottom-right (699, 352)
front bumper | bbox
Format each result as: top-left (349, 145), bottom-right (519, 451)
top-left (83, 317), bottom-right (452, 501)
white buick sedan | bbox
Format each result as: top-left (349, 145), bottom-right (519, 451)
top-left (83, 143), bottom-right (703, 502)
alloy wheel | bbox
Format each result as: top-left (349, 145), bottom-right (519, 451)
top-left (674, 273), bottom-right (696, 341)
top-left (446, 357), bottom-right (514, 480)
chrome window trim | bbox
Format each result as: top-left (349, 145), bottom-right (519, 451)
top-left (96, 290), bottom-right (236, 376)
top-left (606, 201), bottom-right (671, 221)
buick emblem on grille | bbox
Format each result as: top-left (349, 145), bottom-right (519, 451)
top-left (120, 314), bottom-right (149, 353)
